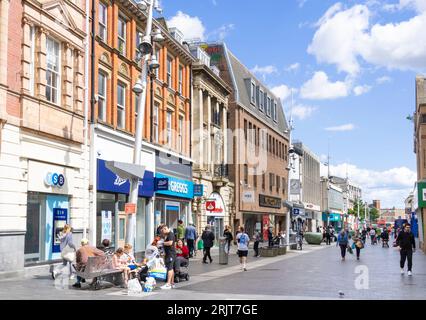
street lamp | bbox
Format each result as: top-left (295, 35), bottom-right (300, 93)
top-left (126, 0), bottom-right (163, 247)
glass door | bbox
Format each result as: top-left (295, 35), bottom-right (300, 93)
top-left (165, 201), bottom-right (180, 234)
top-left (24, 202), bottom-right (41, 263)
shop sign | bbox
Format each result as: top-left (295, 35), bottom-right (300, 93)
top-left (242, 191), bottom-right (255, 203)
top-left (259, 195), bottom-right (281, 209)
top-left (154, 178), bottom-right (169, 191)
top-left (155, 173), bottom-right (194, 199)
top-left (45, 172), bottom-right (65, 188)
top-left (194, 184), bottom-right (204, 197)
top-left (97, 159), bottom-right (154, 197)
top-left (205, 192), bottom-right (225, 216)
top-left (417, 181), bottom-right (426, 208)
top-left (101, 211), bottom-right (112, 240)
top-left (125, 203), bottom-right (136, 215)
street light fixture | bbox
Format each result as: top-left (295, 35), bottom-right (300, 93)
top-left (152, 28), bottom-right (165, 43)
top-left (132, 78), bottom-right (144, 95)
top-left (148, 54), bottom-right (160, 71)
top-left (136, 0), bottom-right (149, 11)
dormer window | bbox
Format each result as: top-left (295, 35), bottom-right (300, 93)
top-left (259, 89), bottom-right (264, 110)
top-left (266, 94), bottom-right (271, 117)
top-left (250, 82), bottom-right (256, 104)
top-left (273, 101), bottom-right (278, 122)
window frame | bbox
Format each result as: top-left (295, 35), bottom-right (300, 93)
top-left (98, 71), bottom-right (108, 122)
top-left (117, 15), bottom-right (127, 56)
top-left (98, 2), bottom-right (108, 42)
top-left (153, 102), bottom-right (160, 143)
top-left (167, 55), bottom-right (173, 87)
top-left (178, 115), bottom-right (184, 153)
top-left (251, 82), bottom-right (256, 104)
top-left (117, 82), bottom-right (126, 129)
top-left (178, 65), bottom-right (183, 95)
top-left (166, 110), bottom-right (173, 147)
top-left (45, 37), bottom-right (61, 104)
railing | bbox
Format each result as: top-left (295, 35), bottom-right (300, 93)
top-left (214, 164), bottom-right (228, 178)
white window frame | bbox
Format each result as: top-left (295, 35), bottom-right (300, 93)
top-left (167, 56), bottom-right (173, 87)
top-left (273, 101), bottom-right (278, 122)
top-left (117, 82), bottom-right (126, 129)
top-left (178, 65), bottom-right (183, 95)
top-left (259, 89), bottom-right (264, 110)
top-left (118, 15), bottom-right (127, 56)
top-left (29, 26), bottom-right (35, 95)
top-left (166, 111), bottom-right (173, 147)
top-left (153, 103), bottom-right (159, 143)
top-left (46, 37), bottom-right (61, 104)
top-left (251, 82), bottom-right (256, 104)
top-left (266, 94), bottom-right (271, 117)
top-left (178, 115), bottom-right (184, 153)
top-left (98, 2), bottom-right (108, 42)
top-left (154, 48), bottom-right (160, 78)
top-left (135, 29), bottom-right (143, 57)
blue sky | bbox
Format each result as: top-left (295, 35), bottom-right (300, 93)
top-left (160, 0), bottom-right (426, 208)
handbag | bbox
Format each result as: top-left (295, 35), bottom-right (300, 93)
top-left (61, 245), bottom-right (75, 262)
top-left (356, 241), bottom-right (364, 249)
top-left (127, 278), bottom-right (142, 294)
top-left (346, 245), bottom-right (353, 254)
top-left (351, 242), bottom-right (356, 250)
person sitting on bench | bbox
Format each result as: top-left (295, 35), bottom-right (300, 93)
top-left (72, 238), bottom-right (105, 288)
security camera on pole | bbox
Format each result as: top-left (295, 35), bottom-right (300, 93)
top-left (126, 0), bottom-right (164, 246)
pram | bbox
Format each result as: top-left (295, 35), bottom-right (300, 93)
top-left (174, 256), bottom-right (189, 283)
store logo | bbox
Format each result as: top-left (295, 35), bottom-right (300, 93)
top-left (45, 172), bottom-right (65, 188)
top-left (114, 175), bottom-right (127, 187)
top-left (169, 181), bottom-right (188, 194)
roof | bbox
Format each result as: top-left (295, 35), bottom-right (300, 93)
top-left (226, 49), bottom-right (289, 137)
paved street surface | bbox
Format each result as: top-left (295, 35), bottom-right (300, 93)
top-left (0, 240), bottom-right (424, 300)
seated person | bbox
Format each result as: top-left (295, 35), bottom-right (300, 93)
top-left (99, 238), bottom-right (114, 255)
top-left (174, 239), bottom-right (189, 273)
top-left (122, 243), bottom-right (142, 271)
top-left (73, 238), bottom-right (105, 288)
top-left (112, 248), bottom-right (131, 288)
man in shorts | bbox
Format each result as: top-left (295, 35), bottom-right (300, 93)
top-left (236, 226), bottom-right (250, 271)
top-left (160, 225), bottom-right (176, 289)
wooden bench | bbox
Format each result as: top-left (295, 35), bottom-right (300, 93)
top-left (74, 255), bottom-right (123, 290)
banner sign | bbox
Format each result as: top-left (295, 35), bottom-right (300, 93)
top-left (194, 184), bottom-right (204, 197)
top-left (154, 178), bottom-right (169, 191)
top-left (125, 203), bottom-right (136, 215)
top-left (259, 194), bottom-right (281, 209)
top-left (155, 173), bottom-right (194, 199)
top-left (101, 210), bottom-right (112, 240)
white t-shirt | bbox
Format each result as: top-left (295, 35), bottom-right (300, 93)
top-left (236, 233), bottom-right (250, 251)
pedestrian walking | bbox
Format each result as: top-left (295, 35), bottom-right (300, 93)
top-left (325, 227), bottom-right (332, 245)
top-left (397, 224), bottom-right (416, 276)
top-left (268, 227), bottom-right (273, 247)
top-left (381, 228), bottom-right (390, 248)
top-left (370, 228), bottom-right (376, 244)
top-left (53, 224), bottom-right (76, 280)
top-left (177, 220), bottom-right (185, 242)
top-left (252, 229), bottom-right (261, 257)
top-left (337, 230), bottom-right (349, 261)
top-left (223, 225), bottom-right (233, 254)
top-left (352, 231), bottom-right (364, 260)
top-left (236, 226), bottom-right (250, 271)
top-left (160, 225), bottom-right (176, 289)
top-left (184, 223), bottom-right (197, 258)
top-left (201, 225), bottom-right (215, 264)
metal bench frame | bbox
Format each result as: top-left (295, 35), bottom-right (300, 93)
top-left (74, 255), bottom-right (123, 290)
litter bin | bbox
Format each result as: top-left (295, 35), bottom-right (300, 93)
top-left (219, 237), bottom-right (228, 265)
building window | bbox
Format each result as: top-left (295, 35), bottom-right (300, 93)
top-left (98, 72), bottom-right (107, 122)
top-left (276, 175), bottom-right (280, 193)
top-left (282, 177), bottom-right (286, 195)
top-left (166, 111), bottom-right (172, 147)
top-left (253, 168), bottom-right (257, 189)
top-left (178, 65), bottom-right (183, 95)
top-left (262, 172), bottom-right (265, 190)
top-left (167, 56), bottom-right (173, 87)
top-left (46, 37), bottom-right (60, 104)
top-left (259, 89), bottom-right (264, 110)
top-left (29, 26), bottom-right (35, 95)
top-left (117, 82), bottom-right (126, 129)
top-left (118, 16), bottom-right (127, 56)
top-left (285, 145), bottom-right (288, 161)
top-left (135, 30), bottom-right (143, 57)
top-left (98, 2), bottom-right (107, 42)
top-left (244, 164), bottom-right (248, 185)
top-left (273, 102), bottom-right (278, 122)
top-left (266, 96), bottom-right (271, 117)
top-left (153, 48), bottom-right (160, 79)
top-left (153, 102), bottom-right (159, 143)
top-left (269, 173), bottom-right (275, 192)
top-left (251, 82), bottom-right (256, 104)
top-left (178, 115), bottom-right (184, 153)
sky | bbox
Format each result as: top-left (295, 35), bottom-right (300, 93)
top-left (158, 0), bottom-right (426, 208)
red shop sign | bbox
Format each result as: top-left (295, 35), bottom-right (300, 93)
top-left (206, 201), bottom-right (216, 212)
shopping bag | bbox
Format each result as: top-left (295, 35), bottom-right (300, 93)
top-left (127, 278), bottom-right (142, 294)
top-left (351, 242), bottom-right (356, 250)
top-left (356, 241), bottom-right (364, 249)
top-left (197, 239), bottom-right (204, 250)
top-left (143, 277), bottom-right (156, 292)
top-left (347, 245), bottom-right (353, 254)
top-left (148, 267), bottom-right (167, 281)
top-left (61, 245), bottom-right (75, 262)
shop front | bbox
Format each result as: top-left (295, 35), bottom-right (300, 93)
top-left (96, 159), bottom-right (154, 252)
top-left (24, 160), bottom-right (75, 264)
top-left (304, 203), bottom-right (321, 232)
top-left (322, 212), bottom-right (343, 232)
top-left (205, 192), bottom-right (226, 246)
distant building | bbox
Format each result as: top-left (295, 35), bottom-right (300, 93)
top-left (329, 176), bottom-right (362, 211)
top-left (379, 208), bottom-right (406, 224)
top-left (321, 178), bottom-right (344, 231)
top-left (373, 200), bottom-right (381, 210)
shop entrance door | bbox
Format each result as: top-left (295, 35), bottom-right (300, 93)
top-left (207, 216), bottom-right (224, 246)
top-left (24, 202), bottom-right (41, 262)
top-left (165, 201), bottom-right (180, 234)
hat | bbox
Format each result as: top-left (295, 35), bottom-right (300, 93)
top-left (81, 238), bottom-right (89, 245)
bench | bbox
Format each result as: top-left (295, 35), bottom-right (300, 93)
top-left (74, 255), bottom-right (123, 290)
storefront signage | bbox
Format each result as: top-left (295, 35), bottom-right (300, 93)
top-left (194, 184), bottom-right (204, 197)
top-left (154, 178), bottom-right (169, 191)
top-left (417, 181), bottom-right (426, 208)
top-left (242, 191), bottom-right (255, 203)
top-left (323, 213), bottom-right (342, 222)
top-left (101, 211), bottom-right (112, 241)
top-left (155, 173), bottom-right (194, 199)
top-left (45, 172), bottom-right (65, 188)
top-left (206, 192), bottom-right (226, 216)
top-left (125, 203), bottom-right (136, 215)
top-left (97, 159), bottom-right (154, 197)
top-left (259, 195), bottom-right (281, 209)
top-left (293, 208), bottom-right (305, 217)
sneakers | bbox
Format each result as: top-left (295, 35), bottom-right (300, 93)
top-left (408, 271), bottom-right (412, 276)
top-left (171, 284), bottom-right (176, 288)
top-left (401, 268), bottom-right (405, 275)
top-left (72, 282), bottom-right (81, 288)
top-left (160, 283), bottom-right (172, 290)
top-left (243, 268), bottom-right (247, 271)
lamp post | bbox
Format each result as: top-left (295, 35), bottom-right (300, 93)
top-left (126, 0), bottom-right (163, 246)
top-left (285, 91), bottom-right (294, 246)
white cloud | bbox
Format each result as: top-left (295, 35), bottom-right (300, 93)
top-left (353, 84), bottom-right (372, 96)
top-left (298, 0), bottom-right (308, 8)
top-left (271, 84), bottom-right (297, 102)
top-left (320, 163), bottom-right (416, 208)
top-left (167, 11), bottom-right (206, 40)
top-left (308, 3), bottom-right (426, 75)
top-left (289, 104), bottom-right (317, 120)
top-left (383, 0), bottom-right (426, 13)
top-left (300, 71), bottom-right (351, 100)
top-left (251, 65), bottom-right (278, 76)
top-left (325, 123), bottom-right (355, 131)
top-left (207, 23), bottom-right (235, 41)
top-left (376, 76), bottom-right (392, 84)
top-left (285, 63), bottom-right (301, 72)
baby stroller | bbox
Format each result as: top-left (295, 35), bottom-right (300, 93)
top-left (174, 256), bottom-right (189, 283)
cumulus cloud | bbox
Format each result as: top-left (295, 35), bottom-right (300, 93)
top-left (376, 76), bottom-right (392, 84)
top-left (308, 3), bottom-right (426, 75)
top-left (251, 65), bottom-right (278, 76)
top-left (167, 11), bottom-right (206, 40)
top-left (207, 23), bottom-right (235, 41)
top-left (320, 163), bottom-right (416, 208)
top-left (271, 84), bottom-right (297, 102)
top-left (325, 124), bottom-right (355, 131)
top-left (289, 104), bottom-right (317, 120)
top-left (353, 84), bottom-right (372, 96)
top-left (300, 71), bottom-right (351, 100)
top-left (383, 0), bottom-right (426, 13)
top-left (285, 63), bottom-right (301, 72)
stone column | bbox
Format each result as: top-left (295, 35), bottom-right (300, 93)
top-left (199, 88), bottom-right (204, 170)
top-left (21, 18), bottom-right (33, 94)
top-left (36, 27), bottom-right (47, 99)
top-left (0, 0), bottom-right (10, 86)
top-left (207, 94), bottom-right (212, 174)
top-left (223, 103), bottom-right (227, 165)
top-left (62, 43), bottom-right (74, 109)
top-left (74, 50), bottom-right (84, 113)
